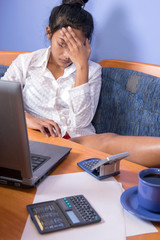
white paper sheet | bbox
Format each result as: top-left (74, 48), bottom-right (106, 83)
top-left (21, 172), bottom-right (126, 240)
top-left (101, 177), bottom-right (158, 237)
top-left (21, 172), bottom-right (158, 240)
top-left (124, 210), bottom-right (158, 237)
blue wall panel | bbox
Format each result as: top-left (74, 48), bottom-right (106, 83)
top-left (0, 0), bottom-right (160, 65)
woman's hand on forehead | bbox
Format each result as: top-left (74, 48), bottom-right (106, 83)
top-left (60, 26), bottom-right (91, 68)
top-left (61, 26), bottom-right (84, 45)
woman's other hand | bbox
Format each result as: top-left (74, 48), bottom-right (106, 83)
top-left (25, 112), bottom-right (62, 138)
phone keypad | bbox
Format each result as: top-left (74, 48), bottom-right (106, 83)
top-left (81, 159), bottom-right (100, 170)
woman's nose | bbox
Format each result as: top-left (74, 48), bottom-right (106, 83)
top-left (63, 50), bottom-right (69, 59)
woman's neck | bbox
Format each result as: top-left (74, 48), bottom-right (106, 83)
top-left (47, 55), bottom-right (65, 80)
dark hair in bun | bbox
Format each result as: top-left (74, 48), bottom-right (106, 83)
top-left (48, 0), bottom-right (93, 42)
top-left (62, 0), bottom-right (88, 7)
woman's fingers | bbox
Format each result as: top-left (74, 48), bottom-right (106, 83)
top-left (67, 26), bottom-right (82, 47)
top-left (41, 120), bottom-right (61, 138)
top-left (85, 38), bottom-right (91, 59)
top-left (61, 27), bottom-right (82, 50)
top-left (85, 38), bottom-right (91, 51)
top-left (46, 120), bottom-right (62, 138)
top-left (39, 125), bottom-right (51, 137)
top-left (60, 28), bottom-right (73, 49)
top-left (60, 26), bottom-right (90, 67)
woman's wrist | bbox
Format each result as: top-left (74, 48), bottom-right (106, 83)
top-left (75, 60), bottom-right (88, 71)
top-left (74, 65), bottom-right (88, 87)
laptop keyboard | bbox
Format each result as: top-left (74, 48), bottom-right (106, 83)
top-left (31, 154), bottom-right (51, 171)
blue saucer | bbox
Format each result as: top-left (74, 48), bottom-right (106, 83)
top-left (120, 186), bottom-right (160, 222)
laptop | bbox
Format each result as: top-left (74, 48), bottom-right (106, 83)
top-left (0, 80), bottom-right (71, 188)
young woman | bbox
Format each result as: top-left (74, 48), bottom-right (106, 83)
top-left (2, 0), bottom-right (102, 139)
top-left (2, 0), bottom-right (160, 168)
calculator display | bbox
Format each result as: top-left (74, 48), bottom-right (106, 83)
top-left (27, 195), bottom-right (101, 234)
top-left (66, 211), bottom-right (80, 224)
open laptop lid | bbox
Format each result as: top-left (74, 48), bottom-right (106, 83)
top-left (0, 80), bottom-right (71, 187)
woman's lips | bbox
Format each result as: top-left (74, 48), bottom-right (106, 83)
top-left (59, 59), bottom-right (71, 65)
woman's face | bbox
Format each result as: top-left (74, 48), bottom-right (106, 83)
top-left (47, 27), bottom-right (86, 69)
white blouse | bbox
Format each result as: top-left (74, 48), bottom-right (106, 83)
top-left (1, 47), bottom-right (102, 137)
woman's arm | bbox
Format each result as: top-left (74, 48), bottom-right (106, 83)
top-left (61, 26), bottom-right (90, 87)
top-left (1, 54), bottom-right (62, 138)
top-left (68, 66), bottom-right (101, 128)
top-left (60, 27), bottom-right (102, 128)
top-left (25, 112), bottom-right (62, 137)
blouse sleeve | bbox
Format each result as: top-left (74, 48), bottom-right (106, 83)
top-left (1, 54), bottom-right (28, 86)
top-left (67, 62), bottom-right (102, 128)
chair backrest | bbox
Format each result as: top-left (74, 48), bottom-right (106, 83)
top-left (0, 51), bottom-right (28, 65)
top-left (99, 59), bottom-right (160, 78)
top-left (92, 60), bottom-right (160, 136)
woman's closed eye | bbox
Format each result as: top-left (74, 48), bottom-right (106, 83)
top-left (58, 40), bottom-right (67, 48)
top-left (58, 43), bottom-right (64, 48)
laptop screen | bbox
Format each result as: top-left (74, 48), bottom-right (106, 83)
top-left (0, 80), bottom-right (71, 187)
top-left (0, 81), bottom-right (32, 177)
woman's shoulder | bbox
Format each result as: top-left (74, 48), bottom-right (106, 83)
top-left (11, 48), bottom-right (49, 70)
top-left (88, 60), bottom-right (102, 77)
top-left (88, 60), bottom-right (102, 70)
top-left (16, 48), bottom-right (48, 61)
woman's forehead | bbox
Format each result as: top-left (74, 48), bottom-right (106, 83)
top-left (72, 28), bottom-right (86, 41)
top-left (55, 28), bottom-right (86, 42)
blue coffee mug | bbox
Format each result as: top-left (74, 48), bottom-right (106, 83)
top-left (138, 168), bottom-right (160, 212)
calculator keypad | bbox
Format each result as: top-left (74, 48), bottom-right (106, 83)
top-left (56, 195), bottom-right (101, 226)
top-left (69, 195), bottom-right (100, 223)
top-left (27, 201), bottom-right (70, 233)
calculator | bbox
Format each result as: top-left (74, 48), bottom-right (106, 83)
top-left (27, 195), bottom-right (101, 234)
top-left (77, 152), bottom-right (130, 180)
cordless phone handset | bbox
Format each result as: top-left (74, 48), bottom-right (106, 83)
top-left (91, 152), bottom-right (130, 171)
